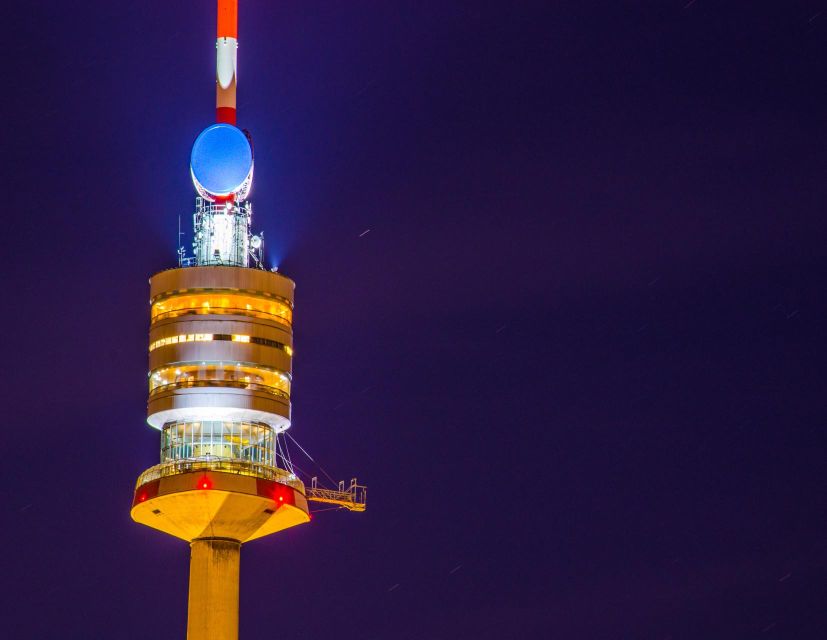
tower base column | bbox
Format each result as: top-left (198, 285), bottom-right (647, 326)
top-left (187, 538), bottom-right (241, 640)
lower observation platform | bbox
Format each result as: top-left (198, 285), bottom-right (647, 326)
top-left (132, 459), bottom-right (310, 543)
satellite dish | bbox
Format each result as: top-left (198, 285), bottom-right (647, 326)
top-left (250, 235), bottom-right (262, 249)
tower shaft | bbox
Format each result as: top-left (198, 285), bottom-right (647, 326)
top-left (187, 539), bottom-right (241, 640)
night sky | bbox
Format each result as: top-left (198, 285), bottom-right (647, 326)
top-left (3, 1), bottom-right (827, 638)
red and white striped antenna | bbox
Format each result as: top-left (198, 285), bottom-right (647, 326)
top-left (216, 0), bottom-right (238, 125)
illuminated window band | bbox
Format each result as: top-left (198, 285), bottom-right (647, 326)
top-left (151, 291), bottom-right (292, 326)
top-left (149, 362), bottom-right (291, 399)
top-left (149, 333), bottom-right (292, 355)
top-left (161, 420), bottom-right (275, 466)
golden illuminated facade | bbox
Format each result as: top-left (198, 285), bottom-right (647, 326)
top-left (132, 267), bottom-right (311, 639)
top-left (133, 265), bottom-right (364, 637)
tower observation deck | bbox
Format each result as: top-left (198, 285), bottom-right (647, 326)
top-left (131, 3), bottom-right (365, 639)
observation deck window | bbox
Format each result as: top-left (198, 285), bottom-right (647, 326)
top-left (152, 291), bottom-right (292, 326)
top-left (149, 333), bottom-right (290, 353)
top-left (161, 420), bottom-right (274, 466)
top-left (149, 362), bottom-right (291, 399)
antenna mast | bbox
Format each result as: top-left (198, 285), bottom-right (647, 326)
top-left (216, 0), bottom-right (238, 125)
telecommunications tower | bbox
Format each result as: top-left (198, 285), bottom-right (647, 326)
top-left (131, 3), bottom-right (366, 639)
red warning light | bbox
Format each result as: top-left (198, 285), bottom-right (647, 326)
top-left (199, 476), bottom-right (212, 490)
top-left (139, 493), bottom-right (147, 502)
top-left (278, 496), bottom-right (284, 502)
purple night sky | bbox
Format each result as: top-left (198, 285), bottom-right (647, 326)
top-left (2, 1), bottom-right (826, 638)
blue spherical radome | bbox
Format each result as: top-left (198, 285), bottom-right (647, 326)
top-left (190, 124), bottom-right (253, 196)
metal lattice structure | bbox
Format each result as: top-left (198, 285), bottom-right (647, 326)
top-left (192, 198), bottom-right (251, 267)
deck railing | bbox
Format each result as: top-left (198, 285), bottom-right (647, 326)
top-left (135, 459), bottom-right (367, 512)
top-left (135, 458), bottom-right (304, 492)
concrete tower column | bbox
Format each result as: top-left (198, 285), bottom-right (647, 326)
top-left (187, 538), bottom-right (241, 640)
